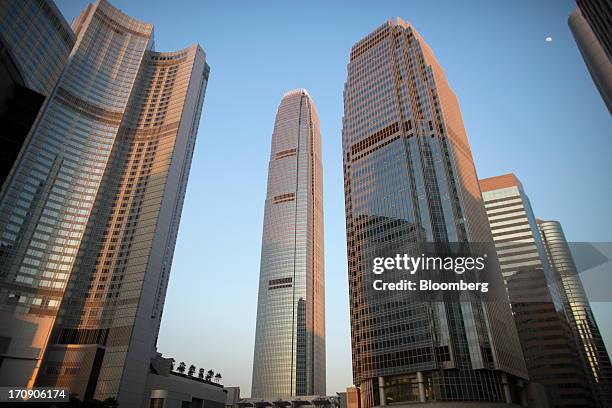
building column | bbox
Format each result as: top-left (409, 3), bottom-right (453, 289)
top-left (378, 377), bottom-right (386, 406)
top-left (501, 373), bottom-right (512, 404)
top-left (416, 371), bottom-right (426, 402)
top-left (518, 379), bottom-right (528, 407)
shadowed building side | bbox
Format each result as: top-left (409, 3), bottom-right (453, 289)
top-left (0, 0), bottom-right (73, 96)
top-left (0, 0), bottom-right (75, 190)
top-left (480, 173), bottom-right (596, 408)
top-left (568, 3), bottom-right (612, 113)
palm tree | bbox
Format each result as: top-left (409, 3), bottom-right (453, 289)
top-left (188, 364), bottom-right (196, 377)
top-left (177, 361), bottom-right (186, 374)
top-left (198, 368), bottom-right (205, 379)
top-left (214, 372), bottom-right (222, 383)
top-left (205, 369), bottom-right (214, 381)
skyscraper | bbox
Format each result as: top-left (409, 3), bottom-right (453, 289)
top-left (0, 0), bottom-right (73, 97)
top-left (569, 1), bottom-right (612, 113)
top-left (0, 0), bottom-right (75, 186)
top-left (538, 219), bottom-right (612, 408)
top-left (252, 89), bottom-right (325, 398)
top-left (0, 1), bottom-right (209, 406)
top-left (574, 0), bottom-right (612, 60)
top-left (480, 173), bottom-right (596, 407)
top-left (342, 18), bottom-right (527, 406)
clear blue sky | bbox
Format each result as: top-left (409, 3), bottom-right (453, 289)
top-left (56, 0), bottom-right (611, 396)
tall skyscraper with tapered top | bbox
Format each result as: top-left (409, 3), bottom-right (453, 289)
top-left (251, 89), bottom-right (325, 398)
top-left (342, 18), bottom-right (528, 407)
top-left (0, 1), bottom-right (209, 406)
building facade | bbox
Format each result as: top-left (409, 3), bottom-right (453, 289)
top-left (0, 1), bottom-right (209, 407)
top-left (0, 0), bottom-right (74, 97)
top-left (251, 89), bottom-right (325, 398)
top-left (236, 395), bottom-right (337, 408)
top-left (225, 386), bottom-right (241, 408)
top-left (538, 219), bottom-right (612, 408)
top-left (569, 1), bottom-right (612, 113)
top-left (0, 0), bottom-right (75, 187)
top-left (147, 353), bottom-right (227, 408)
top-left (480, 174), bottom-right (596, 407)
top-left (345, 386), bottom-right (360, 408)
top-left (575, 0), bottom-right (612, 60)
top-left (342, 18), bottom-right (528, 407)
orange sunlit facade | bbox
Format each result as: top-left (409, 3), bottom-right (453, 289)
top-left (0, 1), bottom-right (209, 406)
top-left (342, 18), bottom-right (528, 406)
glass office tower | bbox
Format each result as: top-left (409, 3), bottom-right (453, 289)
top-left (575, 0), bottom-right (612, 60)
top-left (0, 1), bottom-right (209, 406)
top-left (538, 220), bottom-right (612, 408)
top-left (0, 0), bottom-right (74, 97)
top-left (0, 0), bottom-right (75, 187)
top-left (481, 174), bottom-right (596, 407)
top-left (568, 1), bottom-right (612, 113)
top-left (252, 89), bottom-right (325, 398)
top-left (342, 18), bottom-right (528, 406)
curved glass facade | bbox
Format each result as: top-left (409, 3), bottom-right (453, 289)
top-left (342, 18), bottom-right (527, 406)
top-left (0, 1), bottom-right (209, 406)
top-left (251, 89), bottom-right (325, 398)
top-left (538, 220), bottom-right (612, 407)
